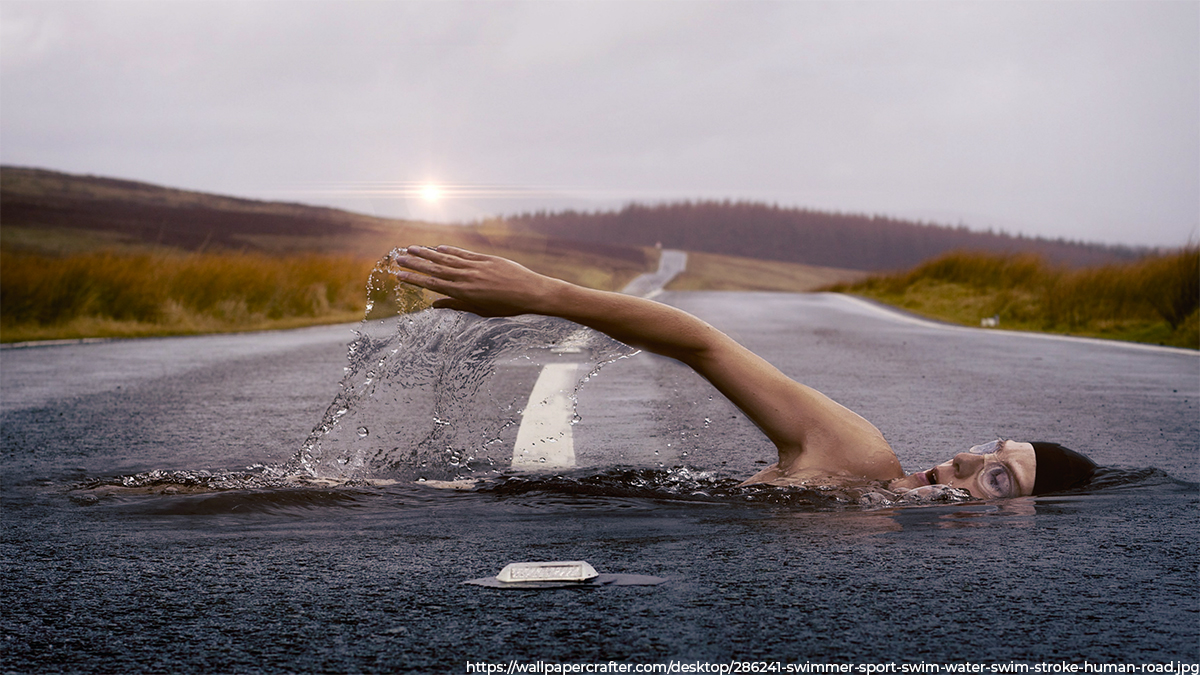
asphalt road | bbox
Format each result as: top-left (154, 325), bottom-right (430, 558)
top-left (3, 291), bottom-right (1197, 672)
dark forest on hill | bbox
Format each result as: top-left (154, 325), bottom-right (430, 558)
top-left (501, 201), bottom-right (1145, 271)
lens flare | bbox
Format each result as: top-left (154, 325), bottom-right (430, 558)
top-left (281, 181), bottom-right (590, 201)
top-left (420, 184), bottom-right (443, 202)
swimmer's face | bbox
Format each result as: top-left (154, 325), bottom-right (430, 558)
top-left (895, 440), bottom-right (1037, 499)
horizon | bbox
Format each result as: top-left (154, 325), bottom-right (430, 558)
top-left (2, 1), bottom-right (1196, 248)
top-left (4, 163), bottom-right (1170, 254)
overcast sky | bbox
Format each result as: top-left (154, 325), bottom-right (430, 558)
top-left (2, 1), bottom-right (1196, 247)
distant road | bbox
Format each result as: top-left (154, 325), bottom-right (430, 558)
top-left (620, 249), bottom-right (688, 298)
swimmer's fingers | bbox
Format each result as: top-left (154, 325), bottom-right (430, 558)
top-left (392, 250), bottom-right (466, 285)
top-left (394, 267), bottom-right (452, 295)
top-left (399, 245), bottom-right (483, 269)
top-left (430, 245), bottom-right (492, 263)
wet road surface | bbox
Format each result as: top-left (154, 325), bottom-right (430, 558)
top-left (2, 292), bottom-right (1196, 673)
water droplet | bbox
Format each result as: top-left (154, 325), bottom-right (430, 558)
top-left (539, 457), bottom-right (546, 463)
top-left (357, 426), bottom-right (369, 438)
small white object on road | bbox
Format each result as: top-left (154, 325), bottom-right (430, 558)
top-left (496, 561), bottom-right (599, 583)
top-left (463, 561), bottom-right (667, 588)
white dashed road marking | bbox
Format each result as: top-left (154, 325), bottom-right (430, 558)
top-left (511, 362), bottom-right (582, 469)
top-left (511, 250), bottom-right (689, 470)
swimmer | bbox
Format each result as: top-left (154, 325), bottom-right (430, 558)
top-left (392, 245), bottom-right (1096, 499)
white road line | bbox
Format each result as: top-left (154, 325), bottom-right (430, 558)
top-left (511, 362), bottom-right (581, 469)
top-left (510, 250), bottom-right (691, 470)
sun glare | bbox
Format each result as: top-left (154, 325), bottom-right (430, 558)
top-left (420, 184), bottom-right (443, 202)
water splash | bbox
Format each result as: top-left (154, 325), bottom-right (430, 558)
top-left (279, 252), bottom-right (636, 482)
top-left (473, 466), bottom-right (980, 509)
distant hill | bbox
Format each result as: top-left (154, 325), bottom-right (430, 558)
top-left (2, 166), bottom-right (1142, 287)
top-left (0, 165), bottom-right (650, 264)
top-left (0, 166), bottom-right (664, 293)
top-left (495, 201), bottom-right (1146, 271)
top-left (0, 165), bottom-right (376, 251)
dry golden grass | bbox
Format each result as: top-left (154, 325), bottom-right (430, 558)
top-left (0, 241), bottom-right (654, 343)
top-left (829, 248), bottom-right (1199, 349)
top-left (1, 249), bottom-right (377, 342)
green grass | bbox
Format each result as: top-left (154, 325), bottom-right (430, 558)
top-left (827, 248), bottom-right (1199, 349)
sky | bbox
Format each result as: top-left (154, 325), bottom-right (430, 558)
top-left (1, 1), bottom-right (1197, 248)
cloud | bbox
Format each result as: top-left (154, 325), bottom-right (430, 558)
top-left (1, 0), bottom-right (1196, 246)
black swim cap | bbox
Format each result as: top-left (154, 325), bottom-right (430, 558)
top-left (1031, 442), bottom-right (1097, 495)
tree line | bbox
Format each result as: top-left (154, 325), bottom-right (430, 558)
top-left (496, 201), bottom-right (1145, 271)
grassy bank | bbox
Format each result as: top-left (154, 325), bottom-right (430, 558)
top-left (828, 247), bottom-right (1199, 349)
top-left (0, 244), bottom-right (648, 343)
top-left (0, 249), bottom-right (385, 342)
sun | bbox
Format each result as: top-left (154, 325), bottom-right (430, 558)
top-left (419, 183), bottom-right (443, 202)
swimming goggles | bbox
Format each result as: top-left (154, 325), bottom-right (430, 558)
top-left (969, 439), bottom-right (1004, 455)
top-left (968, 439), bottom-right (1015, 498)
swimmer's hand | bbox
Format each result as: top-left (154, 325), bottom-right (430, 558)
top-left (392, 245), bottom-right (566, 318)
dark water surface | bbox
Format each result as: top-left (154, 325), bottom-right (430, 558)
top-left (3, 296), bottom-right (1197, 673)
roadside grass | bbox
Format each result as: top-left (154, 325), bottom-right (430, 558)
top-left (0, 244), bottom-right (653, 343)
top-left (0, 249), bottom-right (384, 342)
top-left (827, 247), bottom-right (1199, 350)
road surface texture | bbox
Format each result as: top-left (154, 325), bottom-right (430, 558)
top-left (2, 291), bottom-right (1196, 673)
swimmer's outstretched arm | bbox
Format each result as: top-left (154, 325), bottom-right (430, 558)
top-left (393, 245), bottom-right (900, 481)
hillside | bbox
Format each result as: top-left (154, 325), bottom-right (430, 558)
top-left (0, 166), bottom-right (870, 293)
top-left (496, 201), bottom-right (1146, 271)
top-left (0, 166), bottom-right (657, 292)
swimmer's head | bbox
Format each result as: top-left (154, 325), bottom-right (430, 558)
top-left (891, 440), bottom-right (1095, 499)
top-left (1029, 441), bottom-right (1096, 495)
